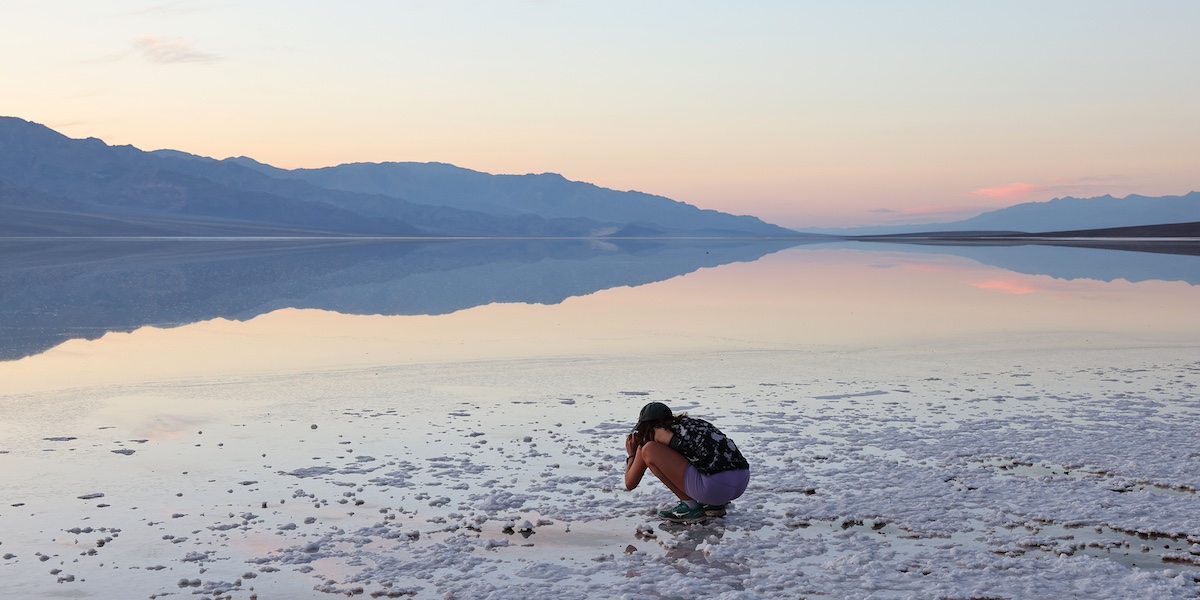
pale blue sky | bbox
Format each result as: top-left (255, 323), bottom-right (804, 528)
top-left (3, 1), bottom-right (1198, 227)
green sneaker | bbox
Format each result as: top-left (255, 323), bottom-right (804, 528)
top-left (658, 501), bottom-right (707, 523)
top-left (701, 503), bottom-right (727, 517)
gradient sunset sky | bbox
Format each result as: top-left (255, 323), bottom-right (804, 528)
top-left (4, 1), bottom-right (1198, 228)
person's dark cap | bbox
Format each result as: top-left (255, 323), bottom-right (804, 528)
top-left (638, 402), bottom-right (672, 423)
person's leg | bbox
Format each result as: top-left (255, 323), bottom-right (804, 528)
top-left (640, 441), bottom-right (692, 500)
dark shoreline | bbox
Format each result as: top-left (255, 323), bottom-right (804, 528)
top-left (851, 236), bottom-right (1200, 257)
top-left (847, 221), bottom-right (1200, 257)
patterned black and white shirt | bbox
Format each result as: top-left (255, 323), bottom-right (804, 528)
top-left (665, 416), bottom-right (749, 475)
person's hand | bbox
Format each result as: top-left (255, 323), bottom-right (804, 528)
top-left (625, 433), bottom-right (637, 456)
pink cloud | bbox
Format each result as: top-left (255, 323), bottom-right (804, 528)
top-left (132, 35), bottom-right (220, 64)
top-left (970, 176), bottom-right (1133, 202)
top-left (971, 183), bottom-right (1046, 200)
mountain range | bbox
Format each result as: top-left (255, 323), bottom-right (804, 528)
top-left (0, 117), bottom-right (796, 238)
top-left (3, 116), bottom-right (1198, 239)
top-left (805, 192), bottom-right (1200, 236)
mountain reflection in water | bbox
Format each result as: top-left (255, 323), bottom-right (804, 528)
top-left (0, 238), bottom-right (804, 361)
top-left (1, 237), bottom-right (1198, 363)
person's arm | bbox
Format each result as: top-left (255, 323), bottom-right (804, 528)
top-left (624, 433), bottom-right (647, 491)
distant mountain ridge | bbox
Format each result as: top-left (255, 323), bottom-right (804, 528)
top-left (223, 158), bottom-right (781, 235)
top-left (951, 192), bottom-right (1200, 233)
top-left (0, 116), bottom-right (796, 238)
top-left (802, 192), bottom-right (1200, 236)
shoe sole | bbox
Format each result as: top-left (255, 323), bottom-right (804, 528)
top-left (659, 511), bottom-right (708, 524)
top-left (662, 515), bottom-right (707, 524)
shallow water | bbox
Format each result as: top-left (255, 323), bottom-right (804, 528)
top-left (1, 239), bottom-right (1199, 598)
top-left (3, 239), bottom-right (1198, 390)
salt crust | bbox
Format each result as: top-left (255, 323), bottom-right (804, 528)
top-left (0, 346), bottom-right (1198, 599)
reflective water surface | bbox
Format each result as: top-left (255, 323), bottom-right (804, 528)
top-left (2, 238), bottom-right (1198, 392)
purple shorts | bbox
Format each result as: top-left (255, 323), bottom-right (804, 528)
top-left (683, 466), bottom-right (750, 505)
